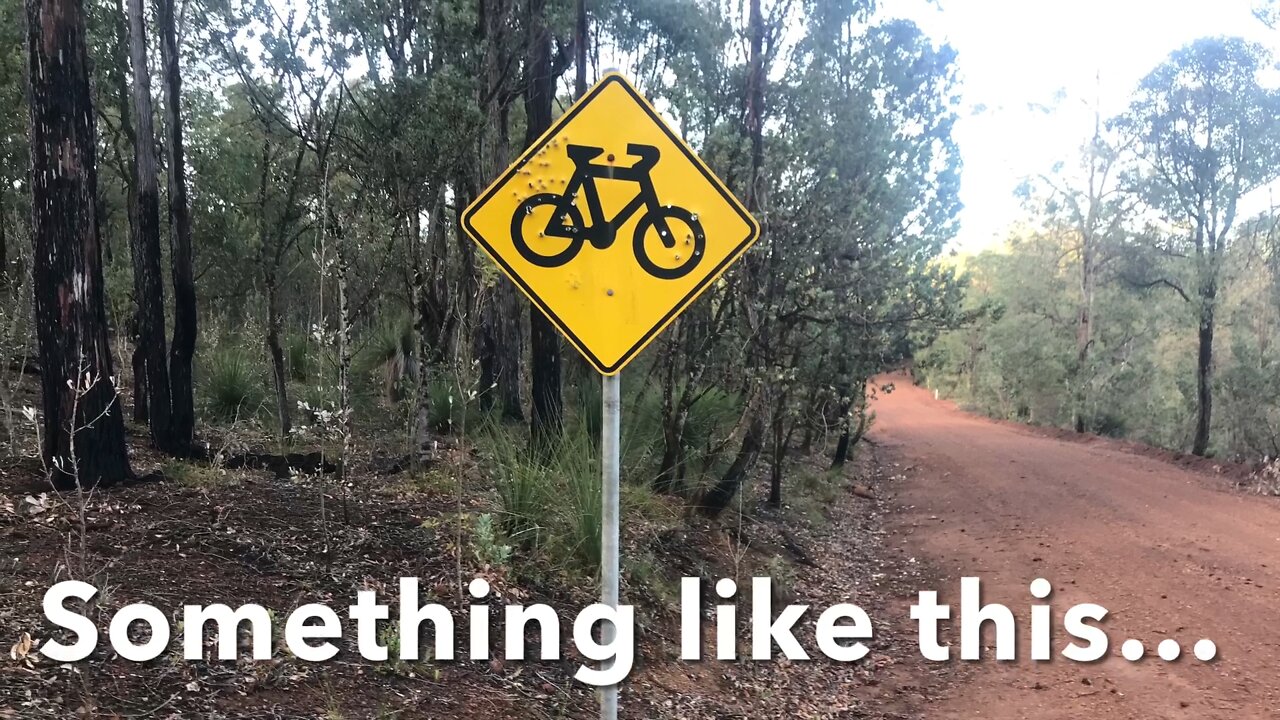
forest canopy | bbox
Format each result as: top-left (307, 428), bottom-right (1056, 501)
top-left (1, 0), bottom-right (963, 512)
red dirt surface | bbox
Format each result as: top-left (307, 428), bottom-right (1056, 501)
top-left (870, 373), bottom-right (1280, 719)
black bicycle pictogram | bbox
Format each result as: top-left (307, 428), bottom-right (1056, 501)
top-left (510, 143), bottom-right (707, 280)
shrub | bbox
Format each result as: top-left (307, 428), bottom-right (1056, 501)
top-left (480, 426), bottom-right (603, 573)
top-left (472, 512), bottom-right (513, 568)
top-left (1250, 458), bottom-right (1280, 496)
top-left (356, 314), bottom-right (414, 378)
top-left (286, 333), bottom-right (313, 382)
top-left (483, 427), bottom-right (550, 550)
top-left (200, 345), bottom-right (268, 422)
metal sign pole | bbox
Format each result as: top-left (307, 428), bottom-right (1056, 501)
top-left (600, 372), bottom-right (621, 720)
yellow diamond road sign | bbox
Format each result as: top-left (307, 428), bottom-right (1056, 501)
top-left (462, 73), bottom-right (760, 375)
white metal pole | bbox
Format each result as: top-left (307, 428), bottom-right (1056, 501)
top-left (600, 372), bottom-right (621, 720)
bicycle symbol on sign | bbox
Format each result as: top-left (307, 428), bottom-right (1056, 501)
top-left (510, 143), bottom-right (707, 280)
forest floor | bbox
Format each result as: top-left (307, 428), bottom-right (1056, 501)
top-left (871, 371), bottom-right (1280, 719)
top-left (6, 370), bottom-right (1270, 719)
top-left (0, 371), bottom-right (955, 718)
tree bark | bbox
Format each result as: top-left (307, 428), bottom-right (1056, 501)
top-left (700, 416), bottom-right (764, 517)
top-left (125, 0), bottom-right (176, 451)
top-left (526, 0), bottom-right (561, 448)
top-left (0, 188), bottom-right (7, 287)
top-left (574, 0), bottom-right (587, 97)
top-left (478, 0), bottom-right (523, 422)
top-left (265, 264), bottom-right (290, 440)
top-left (255, 140), bottom-right (293, 440)
top-left (1192, 283), bottom-right (1216, 456)
top-left (1073, 240), bottom-right (1093, 433)
top-left (25, 0), bottom-right (131, 487)
top-left (107, 0), bottom-right (146, 423)
top-left (655, 341), bottom-right (686, 493)
top-left (832, 383), bottom-right (868, 467)
top-left (767, 391), bottom-right (787, 506)
top-left (159, 0), bottom-right (197, 451)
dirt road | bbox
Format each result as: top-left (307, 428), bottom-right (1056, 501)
top-left (869, 375), bottom-right (1280, 719)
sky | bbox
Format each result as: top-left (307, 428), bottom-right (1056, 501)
top-left (880, 0), bottom-right (1280, 252)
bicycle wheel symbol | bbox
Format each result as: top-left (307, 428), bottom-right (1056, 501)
top-left (632, 206), bottom-right (706, 280)
top-left (509, 143), bottom-right (708, 280)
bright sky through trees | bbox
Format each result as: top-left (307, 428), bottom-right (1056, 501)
top-left (886, 0), bottom-right (1280, 252)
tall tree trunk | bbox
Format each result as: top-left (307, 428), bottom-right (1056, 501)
top-left (1192, 283), bottom-right (1216, 456)
top-left (700, 415), bottom-right (764, 517)
top-left (767, 390), bottom-right (787, 507)
top-left (410, 203), bottom-right (429, 450)
top-left (159, 0), bottom-right (196, 451)
top-left (655, 341), bottom-right (686, 493)
top-left (256, 141), bottom-right (291, 440)
top-left (125, 0), bottom-right (175, 451)
top-left (26, 0), bottom-right (131, 487)
top-left (702, 0), bottom-right (766, 513)
top-left (1073, 240), bottom-right (1093, 433)
top-left (108, 0), bottom-right (147, 423)
top-left (526, 0), bottom-right (561, 448)
top-left (574, 0), bottom-right (587, 96)
top-left (497, 286), bottom-right (524, 421)
top-left (478, 0), bottom-right (522, 422)
top-left (265, 264), bottom-right (290, 440)
top-left (332, 208), bottom-right (353, 492)
top-left (0, 189), bottom-right (7, 288)
top-left (832, 381), bottom-right (867, 467)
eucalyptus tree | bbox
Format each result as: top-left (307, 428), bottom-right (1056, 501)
top-left (526, 0), bottom-right (562, 448)
top-left (160, 0), bottom-right (199, 450)
top-left (701, 13), bottom-right (962, 514)
top-left (1120, 36), bottom-right (1280, 455)
top-left (1020, 112), bottom-right (1135, 432)
top-left (125, 0), bottom-right (177, 451)
top-left (25, 0), bottom-right (130, 486)
top-left (0, 0), bottom-right (25, 286)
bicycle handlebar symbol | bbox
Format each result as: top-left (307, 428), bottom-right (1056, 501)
top-left (510, 143), bottom-right (707, 280)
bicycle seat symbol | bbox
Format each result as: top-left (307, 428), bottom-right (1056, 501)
top-left (510, 143), bottom-right (707, 280)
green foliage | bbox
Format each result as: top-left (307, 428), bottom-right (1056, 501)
top-left (923, 213), bottom-right (1280, 460)
top-left (162, 459), bottom-right (231, 489)
top-left (471, 513), bottom-right (513, 568)
top-left (480, 423), bottom-right (627, 575)
top-left (199, 345), bottom-right (268, 423)
top-left (356, 315), bottom-right (414, 379)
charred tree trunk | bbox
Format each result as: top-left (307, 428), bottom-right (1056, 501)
top-left (700, 416), bottom-right (764, 517)
top-left (832, 383), bottom-right (867, 467)
top-left (159, 0), bottom-right (196, 451)
top-left (526, 0), bottom-right (561, 448)
top-left (265, 264), bottom-right (290, 440)
top-left (475, 297), bottom-right (498, 411)
top-left (25, 0), bottom-right (131, 487)
top-left (108, 0), bottom-right (146, 423)
top-left (767, 391), bottom-right (787, 507)
top-left (130, 317), bottom-right (147, 423)
top-left (1192, 282), bottom-right (1216, 456)
top-left (125, 0), bottom-right (176, 451)
top-left (410, 203), bottom-right (430, 450)
top-left (574, 0), bottom-right (587, 96)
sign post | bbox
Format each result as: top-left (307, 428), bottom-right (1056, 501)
top-left (460, 71), bottom-right (759, 720)
top-left (600, 372), bottom-right (620, 719)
